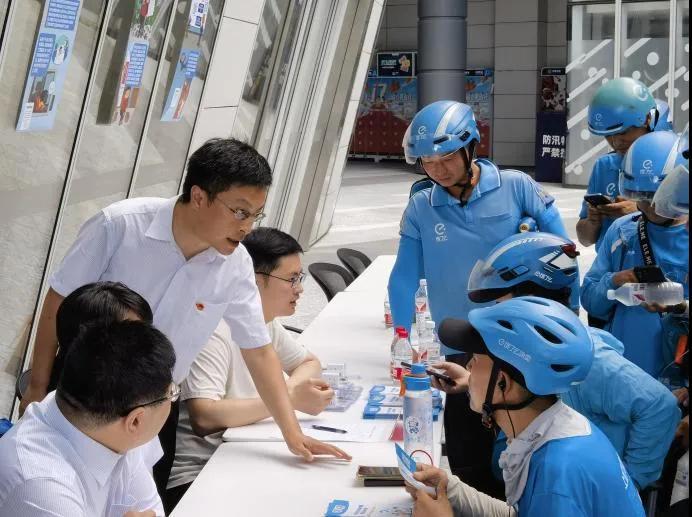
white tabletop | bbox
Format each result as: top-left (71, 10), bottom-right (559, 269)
top-left (344, 254), bottom-right (396, 294)
top-left (171, 257), bottom-right (442, 517)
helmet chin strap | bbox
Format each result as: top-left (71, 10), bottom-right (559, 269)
top-left (455, 142), bottom-right (478, 207)
top-left (481, 362), bottom-right (537, 429)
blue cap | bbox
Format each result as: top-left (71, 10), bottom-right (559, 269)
top-left (410, 363), bottom-right (427, 375)
top-left (404, 368), bottom-right (431, 391)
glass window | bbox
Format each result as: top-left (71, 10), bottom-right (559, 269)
top-left (674, 0), bottom-right (689, 131)
top-left (132, 0), bottom-right (224, 198)
top-left (565, 2), bottom-right (616, 185)
top-left (47, 0), bottom-right (175, 270)
top-left (0, 0), bottom-right (105, 417)
top-left (621, 2), bottom-right (670, 103)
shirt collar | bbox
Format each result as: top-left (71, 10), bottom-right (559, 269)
top-left (44, 392), bottom-right (122, 487)
top-left (145, 196), bottom-right (178, 242)
top-left (429, 159), bottom-right (502, 207)
top-left (145, 196), bottom-right (229, 264)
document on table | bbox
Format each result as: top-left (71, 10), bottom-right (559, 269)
top-left (222, 415), bottom-right (395, 443)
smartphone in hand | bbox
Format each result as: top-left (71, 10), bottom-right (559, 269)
top-left (584, 193), bottom-right (612, 207)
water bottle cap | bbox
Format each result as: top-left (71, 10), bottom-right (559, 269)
top-left (395, 326), bottom-right (406, 336)
top-left (420, 279), bottom-right (427, 286)
top-left (404, 375), bottom-right (431, 391)
top-left (399, 329), bottom-right (409, 338)
top-left (410, 363), bottom-right (427, 375)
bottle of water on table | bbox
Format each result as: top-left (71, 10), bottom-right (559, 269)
top-left (390, 328), bottom-right (412, 384)
top-left (403, 363), bottom-right (434, 465)
top-left (414, 279), bottom-right (429, 334)
top-left (607, 282), bottom-right (684, 307)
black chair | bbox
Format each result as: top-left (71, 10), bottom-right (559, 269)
top-left (336, 248), bottom-right (372, 278)
top-left (15, 369), bottom-right (31, 401)
top-left (308, 263), bottom-right (354, 302)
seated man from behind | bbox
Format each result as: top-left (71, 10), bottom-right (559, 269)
top-left (0, 320), bottom-right (177, 516)
top-left (166, 228), bottom-right (333, 511)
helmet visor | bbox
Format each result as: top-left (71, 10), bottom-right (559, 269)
top-left (619, 170), bottom-right (658, 202)
top-left (467, 259), bottom-right (500, 302)
top-left (402, 124), bottom-right (418, 165)
top-left (653, 164), bottom-right (690, 218)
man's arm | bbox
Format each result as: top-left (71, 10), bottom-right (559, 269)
top-left (576, 206), bottom-right (603, 247)
top-left (0, 478), bottom-right (86, 516)
top-left (388, 235), bottom-right (424, 330)
top-left (20, 288), bottom-right (64, 414)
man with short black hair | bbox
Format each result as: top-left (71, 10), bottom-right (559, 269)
top-left (21, 138), bottom-right (349, 495)
top-left (165, 228), bottom-right (334, 512)
top-left (0, 321), bottom-right (176, 516)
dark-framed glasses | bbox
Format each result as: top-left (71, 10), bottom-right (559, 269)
top-left (257, 271), bottom-right (307, 289)
top-left (121, 384), bottom-right (180, 416)
top-left (215, 197), bottom-right (266, 222)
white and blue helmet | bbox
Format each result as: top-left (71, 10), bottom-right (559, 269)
top-left (654, 125), bottom-right (689, 218)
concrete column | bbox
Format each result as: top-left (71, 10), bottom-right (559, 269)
top-left (417, 0), bottom-right (467, 107)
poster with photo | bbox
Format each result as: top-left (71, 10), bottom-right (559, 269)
top-left (540, 67), bottom-right (567, 112)
top-left (377, 51), bottom-right (415, 78)
top-left (188, 0), bottom-right (209, 35)
top-left (16, 0), bottom-right (84, 132)
top-left (160, 48), bottom-right (200, 122)
top-left (106, 0), bottom-right (160, 125)
top-left (465, 69), bottom-right (494, 158)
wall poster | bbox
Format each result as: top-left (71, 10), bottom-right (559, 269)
top-left (464, 69), bottom-right (494, 158)
top-left (16, 0), bottom-right (84, 132)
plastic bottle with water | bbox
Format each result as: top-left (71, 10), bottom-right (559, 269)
top-left (417, 320), bottom-right (441, 366)
top-left (426, 321), bottom-right (442, 365)
top-left (403, 363), bottom-right (435, 465)
top-left (607, 282), bottom-right (684, 307)
top-left (414, 279), bottom-right (429, 335)
top-left (390, 328), bottom-right (412, 384)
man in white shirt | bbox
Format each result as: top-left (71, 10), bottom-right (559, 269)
top-left (20, 139), bottom-right (350, 493)
top-left (164, 228), bottom-right (333, 512)
top-left (0, 321), bottom-right (176, 517)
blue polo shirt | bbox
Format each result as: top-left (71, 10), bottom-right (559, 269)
top-left (388, 160), bottom-right (569, 355)
top-left (579, 152), bottom-right (623, 250)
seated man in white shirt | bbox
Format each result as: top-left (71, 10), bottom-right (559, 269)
top-left (165, 228), bottom-right (333, 511)
top-left (0, 320), bottom-right (177, 517)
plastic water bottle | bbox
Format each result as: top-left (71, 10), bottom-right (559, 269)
top-left (403, 363), bottom-right (435, 465)
top-left (426, 322), bottom-right (441, 365)
top-left (384, 295), bottom-right (393, 328)
top-left (670, 450), bottom-right (689, 506)
top-left (518, 217), bottom-right (537, 233)
top-left (391, 328), bottom-right (413, 384)
top-left (415, 279), bottom-right (429, 333)
top-left (607, 282), bottom-right (684, 307)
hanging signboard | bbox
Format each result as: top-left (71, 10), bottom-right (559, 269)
top-left (16, 0), bottom-right (84, 132)
top-left (377, 51), bottom-right (415, 78)
top-left (187, 0), bottom-right (209, 35)
top-left (465, 69), bottom-right (494, 158)
top-left (535, 68), bottom-right (567, 182)
top-left (540, 67), bottom-right (567, 112)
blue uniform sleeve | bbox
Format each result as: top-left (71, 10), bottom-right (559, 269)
top-left (600, 363), bottom-right (682, 488)
top-left (389, 200), bottom-right (425, 330)
top-left (580, 226), bottom-right (621, 319)
top-left (525, 493), bottom-right (588, 517)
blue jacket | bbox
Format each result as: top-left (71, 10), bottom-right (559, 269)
top-left (581, 213), bottom-right (689, 376)
top-left (579, 152), bottom-right (623, 250)
top-left (562, 327), bottom-right (681, 488)
top-left (518, 425), bottom-right (645, 516)
top-left (388, 160), bottom-right (570, 354)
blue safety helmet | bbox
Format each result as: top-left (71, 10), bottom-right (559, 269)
top-left (467, 232), bottom-right (580, 303)
top-left (654, 99), bottom-right (674, 131)
top-left (620, 130), bottom-right (679, 201)
top-left (440, 297), bottom-right (593, 396)
top-left (654, 124), bottom-right (689, 218)
top-left (402, 101), bottom-right (480, 164)
top-left (588, 78), bottom-right (656, 136)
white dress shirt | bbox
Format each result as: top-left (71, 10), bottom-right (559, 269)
top-left (168, 319), bottom-right (309, 489)
top-left (0, 393), bottom-right (164, 516)
top-left (50, 196), bottom-right (271, 383)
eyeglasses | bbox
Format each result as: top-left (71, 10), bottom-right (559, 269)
top-left (257, 271), bottom-right (307, 289)
top-left (121, 384), bottom-right (180, 416)
top-left (215, 197), bottom-right (266, 222)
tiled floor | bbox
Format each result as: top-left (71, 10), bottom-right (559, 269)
top-left (281, 160), bottom-right (592, 331)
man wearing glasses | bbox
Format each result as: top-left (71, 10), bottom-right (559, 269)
top-left (164, 227), bottom-right (332, 512)
top-left (21, 139), bottom-right (350, 496)
top-left (0, 320), bottom-right (177, 516)
top-left (389, 101), bottom-right (570, 498)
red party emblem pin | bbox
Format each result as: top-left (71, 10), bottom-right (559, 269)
top-left (195, 302), bottom-right (205, 311)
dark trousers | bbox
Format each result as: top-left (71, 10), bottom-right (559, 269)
top-left (164, 482), bottom-right (192, 515)
top-left (153, 399), bottom-right (180, 497)
top-left (443, 354), bottom-right (506, 500)
top-left (587, 313), bottom-right (609, 330)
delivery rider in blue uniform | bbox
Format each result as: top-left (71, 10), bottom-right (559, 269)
top-left (387, 100), bottom-right (571, 496)
top-left (407, 298), bottom-right (646, 517)
top-left (581, 130), bottom-right (689, 377)
top-left (577, 78), bottom-right (668, 250)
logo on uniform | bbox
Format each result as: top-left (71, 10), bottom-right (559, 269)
top-left (641, 159), bottom-right (654, 175)
top-left (498, 339), bottom-right (532, 363)
top-left (418, 125), bottom-right (427, 135)
top-left (434, 223), bottom-right (448, 242)
top-left (595, 113), bottom-right (604, 124)
top-left (606, 182), bottom-right (617, 196)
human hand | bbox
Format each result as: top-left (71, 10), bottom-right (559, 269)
top-left (673, 387), bottom-right (689, 408)
top-left (18, 383), bottom-right (47, 416)
top-left (676, 415), bottom-right (689, 450)
top-left (288, 378), bottom-right (334, 416)
top-left (285, 433), bottom-right (352, 462)
top-left (613, 269), bottom-right (638, 288)
top-left (640, 302), bottom-right (677, 314)
top-left (123, 511), bottom-right (156, 517)
top-left (412, 468), bottom-right (453, 517)
top-left (585, 204), bottom-right (603, 223)
top-left (597, 197), bottom-right (638, 218)
top-left (430, 362), bottom-right (469, 394)
top-left (405, 464), bottom-right (446, 499)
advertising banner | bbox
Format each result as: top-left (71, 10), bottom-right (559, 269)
top-left (187, 0), bottom-right (209, 35)
top-left (535, 68), bottom-right (567, 182)
top-left (16, 0), bottom-right (84, 132)
top-left (465, 69), bottom-right (494, 158)
top-left (376, 51), bottom-right (415, 78)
